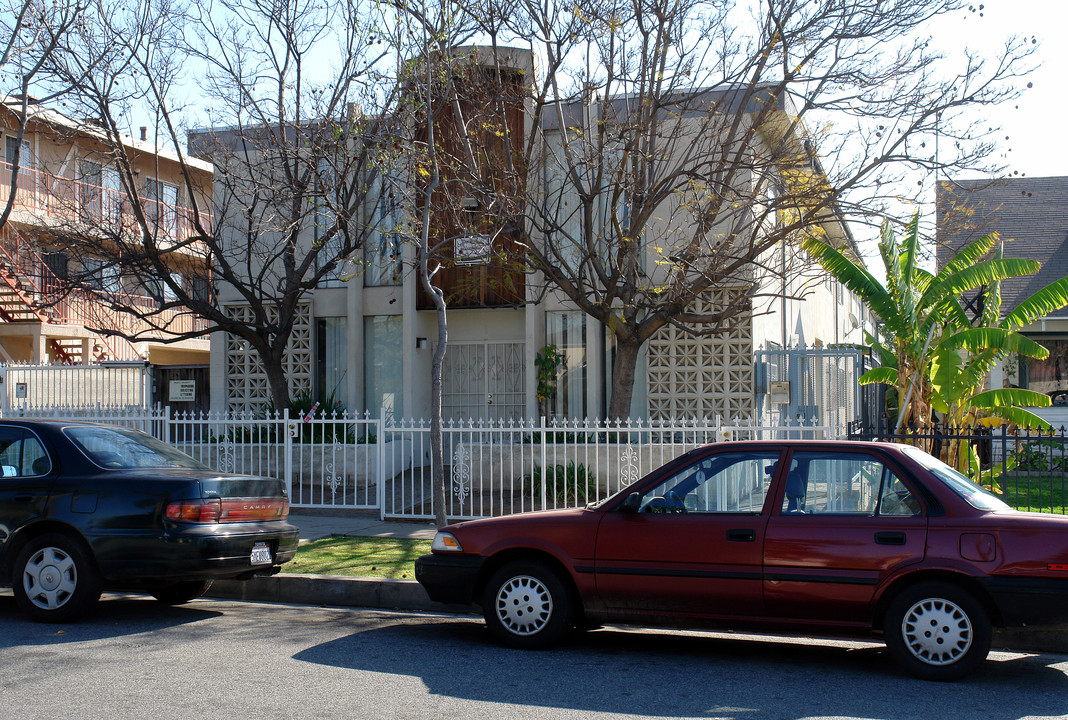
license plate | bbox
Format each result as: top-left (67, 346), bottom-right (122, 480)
top-left (250, 542), bottom-right (272, 565)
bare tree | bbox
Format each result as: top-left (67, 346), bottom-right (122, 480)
top-left (381, 3), bottom-right (521, 526)
top-left (460, 0), bottom-right (1035, 419)
top-left (37, 0), bottom-right (392, 410)
top-left (0, 0), bottom-right (88, 230)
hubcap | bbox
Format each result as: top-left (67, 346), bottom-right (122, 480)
top-left (495, 574), bottom-right (553, 636)
top-left (23, 547), bottom-right (77, 611)
top-left (901, 596), bottom-right (972, 666)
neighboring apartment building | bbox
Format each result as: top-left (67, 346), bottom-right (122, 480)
top-left (201, 49), bottom-right (872, 423)
top-left (0, 98), bottom-right (212, 381)
top-left (937, 176), bottom-right (1068, 401)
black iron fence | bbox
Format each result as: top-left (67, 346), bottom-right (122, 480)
top-left (848, 421), bottom-right (1068, 514)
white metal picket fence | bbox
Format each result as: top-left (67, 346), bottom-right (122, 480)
top-left (2, 405), bottom-right (832, 520)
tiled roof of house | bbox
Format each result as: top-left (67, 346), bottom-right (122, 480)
top-left (936, 176), bottom-right (1068, 319)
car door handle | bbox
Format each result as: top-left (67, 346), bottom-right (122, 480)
top-left (727, 529), bottom-right (755, 542)
top-left (13, 494), bottom-right (34, 503)
top-left (875, 531), bottom-right (906, 546)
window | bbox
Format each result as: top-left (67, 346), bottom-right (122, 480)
top-left (316, 317), bottom-right (348, 409)
top-left (781, 451), bottom-right (921, 516)
top-left (364, 176), bottom-right (401, 287)
top-left (364, 315), bottom-right (403, 419)
top-left (632, 452), bottom-right (779, 514)
top-left (145, 178), bottom-right (178, 238)
top-left (314, 157), bottom-right (344, 287)
top-left (83, 258), bottom-right (123, 295)
top-left (0, 427), bottom-right (50, 477)
top-left (546, 311), bottom-right (587, 419)
top-left (4, 136), bottom-right (32, 171)
top-left (79, 160), bottom-right (103, 221)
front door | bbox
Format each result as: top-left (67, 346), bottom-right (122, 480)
top-left (594, 449), bottom-right (781, 619)
top-left (763, 449), bottom-right (928, 622)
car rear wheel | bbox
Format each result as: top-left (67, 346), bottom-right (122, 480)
top-left (150, 580), bottom-right (213, 605)
top-left (884, 581), bottom-right (991, 681)
top-left (13, 533), bottom-right (101, 623)
top-left (482, 560), bottom-right (572, 649)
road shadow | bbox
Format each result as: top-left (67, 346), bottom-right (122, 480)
top-left (0, 591), bottom-right (222, 648)
top-left (295, 619), bottom-right (1068, 719)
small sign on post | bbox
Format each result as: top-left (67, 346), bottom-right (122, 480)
top-left (169, 380), bottom-right (196, 402)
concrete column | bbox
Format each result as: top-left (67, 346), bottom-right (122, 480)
top-left (32, 332), bottom-right (47, 364)
top-left (349, 277), bottom-right (364, 413)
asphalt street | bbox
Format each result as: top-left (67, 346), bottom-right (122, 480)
top-left (2, 592), bottom-right (1068, 720)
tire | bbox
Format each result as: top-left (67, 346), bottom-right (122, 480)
top-left (13, 533), bottom-right (102, 623)
top-left (482, 560), bottom-right (573, 649)
top-left (150, 580), bottom-right (213, 605)
top-left (884, 581), bottom-right (991, 681)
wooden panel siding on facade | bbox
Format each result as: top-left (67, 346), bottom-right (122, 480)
top-left (415, 64), bottom-right (527, 310)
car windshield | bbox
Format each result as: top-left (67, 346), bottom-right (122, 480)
top-left (64, 426), bottom-right (209, 470)
top-left (899, 444), bottom-right (1010, 512)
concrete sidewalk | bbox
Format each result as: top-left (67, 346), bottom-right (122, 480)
top-left (285, 509), bottom-right (439, 542)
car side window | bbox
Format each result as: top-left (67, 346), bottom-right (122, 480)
top-left (0, 427), bottom-right (51, 477)
top-left (781, 451), bottom-right (920, 517)
top-left (634, 452), bottom-right (779, 514)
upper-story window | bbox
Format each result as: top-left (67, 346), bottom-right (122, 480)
top-left (314, 157), bottom-right (345, 288)
top-left (4, 136), bottom-right (32, 172)
top-left (145, 178), bottom-right (178, 238)
top-left (83, 258), bottom-right (123, 296)
top-left (364, 175), bottom-right (401, 287)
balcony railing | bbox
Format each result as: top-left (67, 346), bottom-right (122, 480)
top-left (0, 160), bottom-right (212, 244)
top-left (0, 223), bottom-right (210, 358)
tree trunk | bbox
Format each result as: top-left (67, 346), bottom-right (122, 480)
top-left (606, 338), bottom-right (642, 421)
top-left (263, 357), bottom-right (292, 414)
top-left (428, 293), bottom-right (449, 528)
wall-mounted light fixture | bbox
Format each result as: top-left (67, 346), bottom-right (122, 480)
top-left (415, 337), bottom-right (428, 350)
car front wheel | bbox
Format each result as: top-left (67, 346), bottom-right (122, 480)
top-left (13, 533), bottom-right (102, 623)
top-left (482, 560), bottom-right (573, 649)
top-left (884, 581), bottom-right (991, 681)
top-left (150, 580), bottom-right (213, 604)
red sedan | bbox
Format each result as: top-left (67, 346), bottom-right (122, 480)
top-left (415, 440), bottom-right (1068, 680)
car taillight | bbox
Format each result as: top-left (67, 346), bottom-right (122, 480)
top-left (166, 498), bottom-right (222, 523)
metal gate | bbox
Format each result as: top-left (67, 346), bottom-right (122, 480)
top-left (442, 342), bottom-right (525, 422)
top-left (754, 344), bottom-right (870, 435)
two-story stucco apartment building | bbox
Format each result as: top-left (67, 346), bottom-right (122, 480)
top-left (193, 49), bottom-right (873, 425)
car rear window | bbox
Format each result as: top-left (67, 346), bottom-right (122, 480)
top-left (899, 445), bottom-right (1010, 512)
top-left (64, 426), bottom-right (209, 470)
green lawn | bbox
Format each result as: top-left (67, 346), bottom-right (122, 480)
top-left (1001, 475), bottom-right (1068, 515)
top-left (282, 536), bottom-right (431, 579)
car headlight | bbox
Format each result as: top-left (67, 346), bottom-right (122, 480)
top-left (432, 531), bottom-right (463, 552)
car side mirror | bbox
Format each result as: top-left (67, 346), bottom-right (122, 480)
top-left (620, 492), bottom-right (640, 513)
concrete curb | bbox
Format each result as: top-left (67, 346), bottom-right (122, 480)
top-left (207, 574), bottom-right (477, 615)
top-left (208, 574), bottom-right (1068, 655)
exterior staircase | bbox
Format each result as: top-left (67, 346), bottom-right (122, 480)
top-left (0, 257), bottom-right (54, 323)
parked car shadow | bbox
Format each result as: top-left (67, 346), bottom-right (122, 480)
top-left (0, 591), bottom-right (223, 647)
top-left (295, 618), bottom-right (1068, 719)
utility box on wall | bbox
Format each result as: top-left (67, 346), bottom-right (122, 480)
top-left (769, 381), bottom-right (790, 405)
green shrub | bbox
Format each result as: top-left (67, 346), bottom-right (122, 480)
top-left (524, 461), bottom-right (602, 505)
